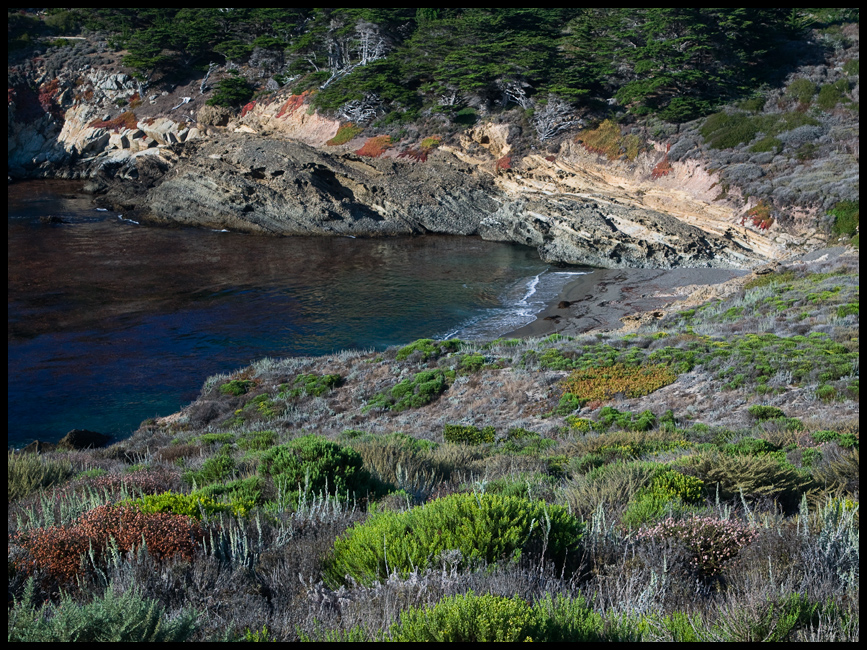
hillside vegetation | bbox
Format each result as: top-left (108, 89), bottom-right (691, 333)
top-left (8, 248), bottom-right (858, 641)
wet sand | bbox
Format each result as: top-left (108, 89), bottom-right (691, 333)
top-left (504, 267), bottom-right (749, 338)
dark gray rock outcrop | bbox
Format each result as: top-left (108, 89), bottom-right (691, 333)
top-left (103, 132), bottom-right (764, 269)
top-left (141, 134), bottom-right (498, 237)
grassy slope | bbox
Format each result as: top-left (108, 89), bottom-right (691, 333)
top-left (8, 247), bottom-right (859, 641)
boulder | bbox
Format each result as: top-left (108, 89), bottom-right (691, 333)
top-left (19, 440), bottom-right (57, 454)
top-left (56, 429), bottom-right (112, 450)
top-left (197, 105), bottom-right (232, 127)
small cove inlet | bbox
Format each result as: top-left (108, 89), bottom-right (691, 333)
top-left (8, 180), bottom-right (590, 446)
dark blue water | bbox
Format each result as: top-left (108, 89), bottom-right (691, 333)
top-left (8, 180), bottom-right (589, 446)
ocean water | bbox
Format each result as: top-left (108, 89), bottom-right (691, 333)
top-left (8, 180), bottom-right (589, 446)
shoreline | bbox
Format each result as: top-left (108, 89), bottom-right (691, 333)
top-left (502, 266), bottom-right (750, 339)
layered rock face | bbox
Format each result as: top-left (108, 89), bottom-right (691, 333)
top-left (9, 66), bottom-right (816, 269)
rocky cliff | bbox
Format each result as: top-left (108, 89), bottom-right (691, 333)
top-left (8, 65), bottom-right (827, 270)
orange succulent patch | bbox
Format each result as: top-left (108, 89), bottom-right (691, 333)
top-left (327, 122), bottom-right (363, 146)
top-left (89, 110), bottom-right (138, 132)
top-left (276, 91), bottom-right (310, 118)
top-left (741, 200), bottom-right (774, 230)
top-left (651, 143), bottom-right (672, 179)
top-left (356, 135), bottom-right (393, 158)
top-left (561, 363), bottom-right (678, 403)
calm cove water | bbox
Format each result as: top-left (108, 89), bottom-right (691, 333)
top-left (8, 180), bottom-right (589, 446)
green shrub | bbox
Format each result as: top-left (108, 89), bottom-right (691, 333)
top-left (675, 450), bottom-right (811, 506)
top-left (196, 432), bottom-right (235, 445)
top-left (748, 405), bottom-right (786, 421)
top-left (811, 430), bottom-right (840, 444)
top-left (569, 453), bottom-right (605, 474)
top-left (244, 394), bottom-right (282, 419)
top-left (621, 469), bottom-right (705, 527)
top-left (554, 392), bottom-right (585, 415)
top-left (829, 200), bottom-right (859, 238)
top-left (458, 353), bottom-right (486, 373)
top-left (443, 424), bottom-right (495, 445)
top-left (8, 451), bottom-right (74, 502)
top-left (595, 407), bottom-right (657, 432)
top-left (258, 434), bottom-right (377, 503)
top-left (196, 475), bottom-right (264, 510)
top-left (123, 490), bottom-right (235, 519)
top-left (389, 592), bottom-right (605, 642)
top-left (816, 79), bottom-right (849, 110)
top-left (9, 579), bottom-right (198, 642)
top-left (724, 437), bottom-right (780, 456)
top-left (737, 96), bottom-right (767, 112)
top-left (326, 123), bottom-right (363, 146)
top-left (649, 469), bottom-right (705, 503)
top-left (800, 448), bottom-right (822, 468)
top-left (325, 492), bottom-right (583, 586)
top-left (786, 78), bottom-right (817, 104)
top-left (815, 384), bottom-right (838, 402)
top-left (749, 136), bottom-right (782, 153)
top-left (206, 76), bottom-right (253, 107)
top-left (282, 373), bottom-right (341, 398)
top-left (219, 380), bottom-right (253, 396)
top-left (183, 448), bottom-right (236, 487)
top-left (238, 430), bottom-right (278, 451)
top-left (364, 369), bottom-right (450, 412)
top-left (395, 338), bottom-right (461, 361)
top-left (566, 416), bottom-right (593, 432)
top-left (454, 107), bottom-right (478, 126)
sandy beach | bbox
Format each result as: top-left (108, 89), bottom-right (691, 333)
top-left (504, 266), bottom-right (750, 338)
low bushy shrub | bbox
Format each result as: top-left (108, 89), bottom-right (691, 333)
top-left (748, 405), bottom-right (786, 421)
top-left (8, 451), bottom-right (74, 502)
top-left (675, 450), bottom-right (811, 507)
top-left (183, 448), bottom-right (236, 487)
top-left (195, 475), bottom-right (264, 512)
top-left (443, 423), bottom-right (495, 445)
top-left (9, 579), bottom-right (198, 642)
top-left (554, 392), bottom-right (585, 415)
top-left (325, 492), bottom-right (583, 586)
top-left (12, 505), bottom-right (206, 584)
top-left (281, 373), bottom-right (341, 398)
top-left (395, 338), bottom-right (461, 361)
top-left (388, 592), bottom-right (605, 642)
top-left (219, 379), bottom-right (254, 396)
top-left (635, 515), bottom-right (758, 578)
top-left (364, 369), bottom-right (450, 412)
top-left (238, 430), bottom-right (278, 451)
top-left (723, 437), bottom-right (780, 456)
top-left (620, 468), bottom-right (705, 527)
top-left (258, 434), bottom-right (378, 503)
top-left (595, 407), bottom-right (657, 432)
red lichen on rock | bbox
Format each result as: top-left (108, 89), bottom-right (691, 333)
top-left (240, 100), bottom-right (257, 117)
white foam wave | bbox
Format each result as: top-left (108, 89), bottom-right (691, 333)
top-left (442, 269), bottom-right (590, 340)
